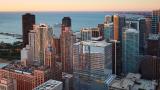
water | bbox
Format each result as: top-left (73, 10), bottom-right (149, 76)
top-left (0, 12), bottom-right (143, 43)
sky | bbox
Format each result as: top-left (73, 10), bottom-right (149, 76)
top-left (0, 0), bottom-right (159, 11)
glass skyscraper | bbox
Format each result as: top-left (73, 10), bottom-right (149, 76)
top-left (73, 41), bottom-right (112, 90)
top-left (122, 28), bottom-right (139, 74)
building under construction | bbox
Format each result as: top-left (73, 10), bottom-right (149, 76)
top-left (73, 40), bottom-right (113, 90)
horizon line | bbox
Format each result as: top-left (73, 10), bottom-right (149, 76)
top-left (0, 10), bottom-right (152, 13)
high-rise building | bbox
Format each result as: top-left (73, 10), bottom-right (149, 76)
top-left (145, 16), bottom-right (152, 36)
top-left (22, 13), bottom-right (35, 47)
top-left (118, 16), bottom-right (126, 42)
top-left (128, 18), bottom-right (146, 55)
top-left (147, 34), bottom-right (160, 57)
top-left (104, 15), bottom-right (112, 24)
top-left (140, 55), bottom-right (160, 80)
top-left (113, 15), bottom-right (126, 41)
top-left (122, 28), bottom-right (139, 74)
top-left (113, 15), bottom-right (119, 40)
top-left (80, 28), bottom-right (92, 41)
top-left (73, 40), bottom-right (112, 90)
top-left (62, 17), bottom-right (71, 27)
top-left (159, 22), bottom-right (160, 33)
top-left (60, 17), bottom-right (76, 74)
top-left (152, 9), bottom-right (160, 34)
top-left (98, 24), bottom-right (104, 39)
top-left (80, 27), bottom-right (102, 41)
top-left (21, 24), bottom-right (53, 66)
top-left (104, 23), bottom-right (114, 41)
top-left (109, 40), bottom-right (122, 75)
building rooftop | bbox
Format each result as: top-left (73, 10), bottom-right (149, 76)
top-left (125, 28), bottom-right (139, 33)
top-left (2, 61), bottom-right (49, 75)
top-left (110, 78), bottom-right (134, 90)
top-left (62, 72), bottom-right (73, 79)
top-left (33, 79), bottom-right (62, 90)
top-left (132, 79), bottom-right (157, 90)
top-left (81, 27), bottom-right (99, 32)
top-left (109, 73), bottom-right (157, 90)
top-left (148, 33), bottom-right (160, 40)
top-left (74, 40), bottom-right (111, 47)
top-left (126, 73), bottom-right (141, 81)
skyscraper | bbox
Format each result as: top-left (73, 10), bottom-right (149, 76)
top-left (73, 41), bottom-right (112, 90)
top-left (21, 24), bottom-right (54, 66)
top-left (104, 23), bottom-right (114, 41)
top-left (22, 13), bottom-right (35, 47)
top-left (118, 16), bottom-right (126, 42)
top-left (80, 28), bottom-right (92, 41)
top-left (140, 55), bottom-right (160, 80)
top-left (113, 15), bottom-right (119, 40)
top-left (122, 28), bottom-right (139, 74)
top-left (104, 15), bottom-right (112, 24)
top-left (109, 40), bottom-right (122, 75)
top-left (147, 34), bottom-right (160, 57)
top-left (113, 15), bottom-right (126, 41)
top-left (152, 9), bottom-right (160, 34)
top-left (62, 17), bottom-right (71, 27)
top-left (128, 18), bottom-right (146, 55)
top-left (145, 16), bottom-right (152, 36)
top-left (98, 24), bottom-right (104, 39)
top-left (60, 17), bottom-right (76, 74)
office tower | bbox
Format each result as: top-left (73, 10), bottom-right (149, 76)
top-left (104, 15), bottom-right (112, 24)
top-left (0, 62), bottom-right (52, 90)
top-left (159, 22), bottom-right (160, 33)
top-left (60, 17), bottom-right (76, 74)
top-left (122, 28), bottom-right (139, 74)
top-left (21, 24), bottom-right (53, 66)
top-left (145, 16), bottom-right (152, 36)
top-left (73, 41), bottom-right (112, 90)
top-left (80, 28), bottom-right (92, 41)
top-left (118, 16), bottom-right (126, 42)
top-left (113, 15), bottom-right (126, 41)
top-left (147, 34), bottom-right (160, 57)
top-left (0, 78), bottom-right (17, 90)
top-left (81, 27), bottom-right (102, 41)
top-left (28, 28), bottom-right (40, 62)
top-left (140, 55), bottom-right (160, 80)
top-left (53, 23), bottom-right (61, 38)
top-left (98, 24), bottom-right (104, 39)
top-left (22, 13), bottom-right (35, 47)
top-left (152, 9), bottom-right (160, 34)
top-left (91, 28), bottom-right (101, 39)
top-left (109, 40), bottom-right (122, 75)
top-left (139, 19), bottom-right (146, 55)
top-left (104, 23), bottom-right (114, 41)
top-left (113, 15), bottom-right (119, 40)
top-left (62, 17), bottom-right (71, 27)
top-left (129, 18), bottom-right (146, 55)
top-left (53, 38), bottom-right (61, 57)
top-left (33, 79), bottom-right (63, 90)
top-left (62, 73), bottom-right (73, 90)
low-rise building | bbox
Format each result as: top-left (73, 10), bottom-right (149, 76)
top-left (109, 73), bottom-right (157, 90)
top-left (33, 79), bottom-right (63, 90)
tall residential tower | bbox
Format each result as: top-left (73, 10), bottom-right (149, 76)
top-left (22, 13), bottom-right (35, 47)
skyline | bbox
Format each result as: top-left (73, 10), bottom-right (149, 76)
top-left (0, 0), bottom-right (159, 12)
